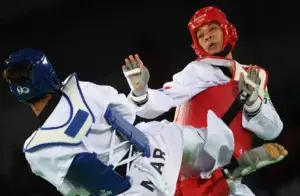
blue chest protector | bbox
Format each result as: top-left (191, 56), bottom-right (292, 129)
top-left (24, 74), bottom-right (151, 196)
top-left (67, 105), bottom-right (151, 196)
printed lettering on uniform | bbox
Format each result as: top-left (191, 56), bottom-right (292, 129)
top-left (140, 148), bottom-right (166, 192)
top-left (140, 181), bottom-right (155, 192)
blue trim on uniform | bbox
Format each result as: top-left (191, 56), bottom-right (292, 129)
top-left (66, 152), bottom-right (131, 195)
top-left (24, 126), bottom-right (93, 153)
top-left (24, 73), bottom-right (96, 153)
top-left (72, 73), bottom-right (95, 123)
top-left (24, 141), bottom-right (84, 153)
top-left (65, 109), bottom-right (89, 138)
top-left (40, 93), bottom-right (73, 130)
top-left (40, 73), bottom-right (95, 131)
top-left (23, 131), bottom-right (38, 152)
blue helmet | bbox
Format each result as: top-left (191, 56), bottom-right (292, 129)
top-left (4, 48), bottom-right (61, 102)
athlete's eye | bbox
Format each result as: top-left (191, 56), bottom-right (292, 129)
top-left (197, 34), bottom-right (204, 39)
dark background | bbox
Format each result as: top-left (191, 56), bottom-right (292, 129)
top-left (0, 0), bottom-right (299, 195)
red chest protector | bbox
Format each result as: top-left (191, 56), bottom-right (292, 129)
top-left (174, 58), bottom-right (268, 196)
top-left (174, 79), bottom-right (249, 195)
top-left (175, 79), bottom-right (252, 158)
top-left (174, 58), bottom-right (257, 157)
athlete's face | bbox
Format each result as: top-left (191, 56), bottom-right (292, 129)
top-left (196, 22), bottom-right (223, 55)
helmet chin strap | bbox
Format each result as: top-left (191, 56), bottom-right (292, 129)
top-left (214, 43), bottom-right (232, 57)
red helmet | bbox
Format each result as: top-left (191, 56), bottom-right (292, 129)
top-left (188, 6), bottom-right (238, 57)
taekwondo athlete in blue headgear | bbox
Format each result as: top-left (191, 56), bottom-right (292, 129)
top-left (4, 48), bottom-right (61, 103)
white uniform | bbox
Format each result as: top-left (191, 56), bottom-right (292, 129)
top-left (23, 73), bottom-right (234, 196)
top-left (128, 58), bottom-right (283, 141)
top-left (127, 58), bottom-right (283, 196)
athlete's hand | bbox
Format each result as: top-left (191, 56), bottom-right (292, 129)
top-left (238, 65), bottom-right (262, 112)
top-left (122, 54), bottom-right (150, 97)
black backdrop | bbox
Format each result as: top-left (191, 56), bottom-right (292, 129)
top-left (0, 0), bottom-right (299, 195)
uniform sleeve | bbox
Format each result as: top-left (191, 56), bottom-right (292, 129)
top-left (128, 61), bottom-right (218, 119)
top-left (242, 88), bottom-right (283, 140)
top-left (24, 144), bottom-right (87, 195)
top-left (80, 81), bottom-right (136, 124)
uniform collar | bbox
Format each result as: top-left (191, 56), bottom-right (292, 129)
top-left (37, 92), bottom-right (62, 126)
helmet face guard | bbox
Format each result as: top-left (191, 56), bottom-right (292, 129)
top-left (4, 48), bottom-right (61, 102)
top-left (188, 6), bottom-right (238, 57)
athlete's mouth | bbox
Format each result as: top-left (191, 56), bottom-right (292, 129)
top-left (208, 43), bottom-right (217, 49)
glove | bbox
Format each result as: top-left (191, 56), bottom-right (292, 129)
top-left (122, 54), bottom-right (150, 103)
top-left (238, 65), bottom-right (262, 113)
